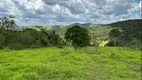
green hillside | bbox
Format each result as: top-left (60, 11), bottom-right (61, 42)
top-left (105, 19), bottom-right (142, 49)
top-left (0, 17), bottom-right (141, 80)
top-left (26, 26), bottom-right (41, 31)
top-left (26, 19), bottom-right (141, 48)
top-left (106, 19), bottom-right (142, 40)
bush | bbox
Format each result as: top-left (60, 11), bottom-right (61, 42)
top-left (31, 40), bottom-right (43, 48)
top-left (0, 35), bottom-right (5, 49)
top-left (0, 28), bottom-right (63, 50)
top-left (106, 41), bottom-right (121, 47)
top-left (127, 38), bottom-right (142, 50)
top-left (8, 43), bottom-right (23, 50)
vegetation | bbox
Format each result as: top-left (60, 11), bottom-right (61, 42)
top-left (0, 16), bottom-right (15, 45)
top-left (0, 18), bottom-right (142, 50)
top-left (0, 16), bottom-right (15, 30)
top-left (65, 25), bottom-right (90, 50)
top-left (109, 29), bottom-right (121, 47)
top-left (0, 47), bottom-right (141, 80)
top-left (0, 27), bottom-right (62, 49)
top-left (14, 19), bottom-right (141, 50)
top-left (106, 19), bottom-right (142, 50)
top-left (0, 16), bottom-right (141, 80)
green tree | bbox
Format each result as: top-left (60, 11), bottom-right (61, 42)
top-left (49, 31), bottom-right (60, 46)
top-left (0, 16), bottom-right (15, 30)
top-left (0, 16), bottom-right (15, 45)
top-left (0, 34), bottom-right (5, 49)
top-left (109, 29), bottom-right (121, 47)
top-left (65, 25), bottom-right (90, 51)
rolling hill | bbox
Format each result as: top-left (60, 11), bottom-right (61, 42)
top-left (24, 19), bottom-right (142, 48)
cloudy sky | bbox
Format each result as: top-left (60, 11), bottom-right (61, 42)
top-left (0, 0), bottom-right (141, 26)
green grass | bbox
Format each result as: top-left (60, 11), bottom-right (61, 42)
top-left (27, 26), bottom-right (41, 31)
top-left (42, 26), bottom-right (52, 30)
top-left (0, 47), bottom-right (141, 80)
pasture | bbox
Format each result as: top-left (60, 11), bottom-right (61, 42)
top-left (0, 47), bottom-right (141, 80)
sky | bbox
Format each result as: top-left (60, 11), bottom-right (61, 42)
top-left (0, 0), bottom-right (141, 26)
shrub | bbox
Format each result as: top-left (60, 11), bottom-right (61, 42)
top-left (0, 35), bottom-right (5, 49)
top-left (8, 43), bottom-right (23, 50)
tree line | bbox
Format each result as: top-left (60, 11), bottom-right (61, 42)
top-left (0, 16), bottom-right (141, 50)
top-left (106, 19), bottom-right (142, 50)
top-left (0, 16), bottom-right (90, 50)
top-left (0, 16), bottom-right (65, 49)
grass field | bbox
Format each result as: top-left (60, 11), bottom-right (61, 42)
top-left (0, 47), bottom-right (141, 80)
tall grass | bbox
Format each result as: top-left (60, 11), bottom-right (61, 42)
top-left (0, 47), bottom-right (141, 80)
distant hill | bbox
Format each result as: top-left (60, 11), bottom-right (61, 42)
top-left (104, 19), bottom-right (142, 49)
top-left (24, 19), bottom-right (142, 48)
top-left (105, 19), bottom-right (142, 40)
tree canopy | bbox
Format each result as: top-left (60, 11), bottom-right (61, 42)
top-left (65, 25), bottom-right (90, 47)
top-left (0, 16), bottom-right (15, 30)
top-left (109, 29), bottom-right (121, 46)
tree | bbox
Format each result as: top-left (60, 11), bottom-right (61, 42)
top-left (0, 33), bottom-right (5, 49)
top-left (0, 27), bottom-right (4, 34)
top-left (109, 29), bottom-right (121, 47)
top-left (49, 30), bottom-right (60, 46)
top-left (0, 16), bottom-right (15, 30)
top-left (0, 16), bottom-right (15, 45)
top-left (65, 25), bottom-right (90, 51)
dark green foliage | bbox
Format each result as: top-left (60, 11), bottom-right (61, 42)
top-left (0, 34), bottom-right (5, 49)
top-left (106, 19), bottom-right (142, 49)
top-left (0, 17), bottom-right (141, 50)
top-left (48, 31), bottom-right (60, 46)
top-left (109, 29), bottom-right (121, 47)
top-left (0, 25), bottom-right (62, 49)
top-left (106, 41), bottom-right (120, 46)
top-left (127, 38), bottom-right (142, 50)
top-left (106, 19), bottom-right (142, 40)
top-left (0, 27), bottom-right (5, 49)
top-left (109, 29), bottom-right (121, 38)
top-left (0, 16), bottom-right (15, 30)
top-left (58, 38), bottom-right (65, 48)
top-left (0, 27), bottom-right (4, 34)
top-left (0, 16), bottom-right (15, 46)
top-left (65, 25), bottom-right (90, 48)
top-left (23, 28), bottom-right (44, 48)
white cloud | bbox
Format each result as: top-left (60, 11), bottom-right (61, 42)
top-left (0, 0), bottom-right (141, 26)
top-left (139, 1), bottom-right (142, 8)
top-left (13, 0), bottom-right (45, 10)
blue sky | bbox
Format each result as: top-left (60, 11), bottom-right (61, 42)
top-left (135, 0), bottom-right (141, 3)
top-left (0, 0), bottom-right (141, 26)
